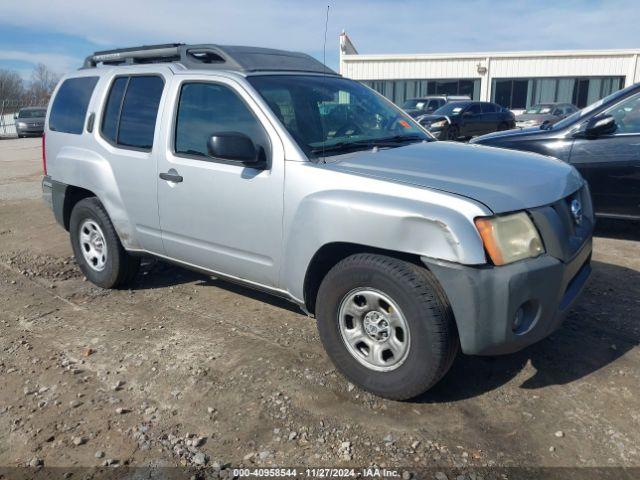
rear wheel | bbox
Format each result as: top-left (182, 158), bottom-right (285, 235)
top-left (497, 122), bottom-right (510, 131)
top-left (69, 197), bottom-right (140, 289)
top-left (316, 254), bottom-right (459, 400)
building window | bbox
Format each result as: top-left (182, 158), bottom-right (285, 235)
top-left (360, 78), bottom-right (480, 105)
top-left (491, 76), bottom-right (625, 110)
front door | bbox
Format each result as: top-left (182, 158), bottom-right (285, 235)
top-left (460, 103), bottom-right (482, 137)
top-left (569, 92), bottom-right (640, 218)
top-left (156, 77), bottom-right (285, 287)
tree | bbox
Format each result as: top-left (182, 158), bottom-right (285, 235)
top-left (26, 63), bottom-right (60, 105)
top-left (0, 69), bottom-right (24, 102)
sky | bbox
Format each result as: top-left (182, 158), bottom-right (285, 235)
top-left (1, 0), bottom-right (639, 81)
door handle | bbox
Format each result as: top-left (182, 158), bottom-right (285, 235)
top-left (159, 170), bottom-right (183, 183)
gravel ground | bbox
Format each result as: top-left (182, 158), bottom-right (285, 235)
top-left (0, 138), bottom-right (639, 478)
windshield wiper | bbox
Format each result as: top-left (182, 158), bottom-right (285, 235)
top-left (310, 135), bottom-right (425, 157)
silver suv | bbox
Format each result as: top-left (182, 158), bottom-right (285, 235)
top-left (41, 43), bottom-right (594, 400)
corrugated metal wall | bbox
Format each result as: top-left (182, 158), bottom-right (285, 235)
top-left (341, 51), bottom-right (640, 102)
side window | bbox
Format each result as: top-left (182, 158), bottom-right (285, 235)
top-left (49, 77), bottom-right (99, 134)
top-left (481, 103), bottom-right (497, 113)
top-left (607, 93), bottom-right (640, 135)
top-left (467, 104), bottom-right (482, 115)
top-left (175, 82), bottom-right (269, 161)
top-left (101, 75), bottom-right (164, 150)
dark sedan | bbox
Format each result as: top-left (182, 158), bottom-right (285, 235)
top-left (15, 107), bottom-right (47, 137)
top-left (417, 101), bottom-right (515, 141)
top-left (471, 83), bottom-right (640, 220)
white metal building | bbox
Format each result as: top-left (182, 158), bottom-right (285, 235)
top-left (339, 32), bottom-right (640, 111)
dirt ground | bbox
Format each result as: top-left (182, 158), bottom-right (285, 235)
top-left (0, 138), bottom-right (639, 478)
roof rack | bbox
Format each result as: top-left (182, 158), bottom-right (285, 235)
top-left (82, 43), bottom-right (338, 75)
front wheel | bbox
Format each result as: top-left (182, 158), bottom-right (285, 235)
top-left (69, 197), bottom-right (140, 289)
top-left (316, 254), bottom-right (459, 400)
top-left (446, 126), bottom-right (459, 141)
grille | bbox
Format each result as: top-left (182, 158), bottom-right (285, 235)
top-left (529, 185), bottom-right (594, 263)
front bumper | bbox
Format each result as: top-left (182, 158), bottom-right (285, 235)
top-left (422, 237), bottom-right (592, 355)
top-left (16, 125), bottom-right (44, 135)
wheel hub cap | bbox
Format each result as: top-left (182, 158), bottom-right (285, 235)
top-left (363, 311), bottom-right (390, 341)
top-left (338, 288), bottom-right (411, 372)
top-left (79, 220), bottom-right (108, 272)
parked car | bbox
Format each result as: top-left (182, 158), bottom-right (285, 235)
top-left (515, 102), bottom-right (578, 129)
top-left (14, 107), bottom-right (47, 137)
top-left (417, 101), bottom-right (516, 140)
top-left (42, 43), bottom-right (593, 400)
top-left (472, 83), bottom-right (640, 220)
top-left (401, 95), bottom-right (470, 118)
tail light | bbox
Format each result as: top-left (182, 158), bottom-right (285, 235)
top-left (42, 133), bottom-right (47, 175)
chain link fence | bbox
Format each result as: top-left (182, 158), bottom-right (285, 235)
top-left (0, 98), bottom-right (44, 138)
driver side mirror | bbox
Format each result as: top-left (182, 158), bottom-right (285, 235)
top-left (584, 114), bottom-right (616, 138)
top-left (207, 132), bottom-right (262, 165)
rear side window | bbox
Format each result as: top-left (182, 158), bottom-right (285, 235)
top-left (481, 103), bottom-right (497, 113)
top-left (101, 75), bottom-right (164, 151)
top-left (49, 77), bottom-right (99, 134)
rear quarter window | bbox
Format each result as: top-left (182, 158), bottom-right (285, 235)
top-left (49, 77), bottom-right (99, 134)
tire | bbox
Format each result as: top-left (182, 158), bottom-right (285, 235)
top-left (446, 126), bottom-right (459, 141)
top-left (316, 254), bottom-right (459, 400)
top-left (69, 197), bottom-right (140, 289)
top-left (497, 122), bottom-right (509, 131)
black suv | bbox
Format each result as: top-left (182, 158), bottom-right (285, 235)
top-left (418, 101), bottom-right (515, 140)
top-left (402, 95), bottom-right (470, 118)
top-left (472, 83), bottom-right (640, 220)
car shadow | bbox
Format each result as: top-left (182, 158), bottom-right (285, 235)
top-left (416, 258), bottom-right (639, 403)
top-left (133, 257), bottom-right (303, 314)
top-left (594, 217), bottom-right (640, 241)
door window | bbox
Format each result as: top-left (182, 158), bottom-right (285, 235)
top-left (466, 104), bottom-right (482, 115)
top-left (606, 93), bottom-right (640, 134)
top-left (481, 103), bottom-right (497, 113)
top-left (100, 75), bottom-right (164, 150)
top-left (174, 82), bottom-right (270, 161)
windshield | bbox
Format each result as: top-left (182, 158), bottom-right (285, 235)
top-left (524, 104), bottom-right (553, 114)
top-left (247, 75), bottom-right (430, 159)
top-left (552, 85), bottom-right (638, 130)
top-left (433, 102), bottom-right (467, 116)
top-left (402, 99), bottom-right (425, 109)
top-left (18, 109), bottom-right (46, 119)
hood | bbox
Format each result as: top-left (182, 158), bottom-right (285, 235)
top-left (470, 125), bottom-right (547, 143)
top-left (516, 113), bottom-right (557, 122)
top-left (404, 109), bottom-right (422, 118)
top-left (416, 114), bottom-right (447, 122)
top-left (17, 116), bottom-right (45, 123)
top-left (322, 141), bottom-right (583, 214)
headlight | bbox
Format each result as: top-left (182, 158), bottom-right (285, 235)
top-left (430, 120), bottom-right (447, 128)
top-left (474, 212), bottom-right (544, 265)
top-left (17, 122), bottom-right (27, 128)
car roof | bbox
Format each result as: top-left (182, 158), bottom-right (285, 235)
top-left (20, 106), bottom-right (47, 110)
top-left (82, 43), bottom-right (337, 76)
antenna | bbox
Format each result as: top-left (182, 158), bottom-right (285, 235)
top-left (321, 4), bottom-right (330, 163)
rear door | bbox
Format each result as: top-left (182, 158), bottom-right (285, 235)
top-left (569, 91), bottom-right (640, 218)
top-left (156, 75), bottom-right (285, 287)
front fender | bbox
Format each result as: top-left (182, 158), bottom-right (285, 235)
top-left (281, 188), bottom-right (488, 302)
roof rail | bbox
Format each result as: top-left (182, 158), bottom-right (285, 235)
top-left (82, 43), bottom-right (338, 75)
